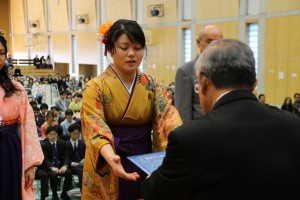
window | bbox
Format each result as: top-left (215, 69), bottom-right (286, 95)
top-left (71, 35), bottom-right (77, 73)
top-left (48, 36), bottom-right (53, 60)
top-left (247, 23), bottom-right (258, 74)
top-left (101, 45), bottom-right (108, 72)
top-left (183, 28), bottom-right (192, 63)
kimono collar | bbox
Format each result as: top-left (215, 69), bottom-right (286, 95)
top-left (110, 64), bottom-right (137, 94)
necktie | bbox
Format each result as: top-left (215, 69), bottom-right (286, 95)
top-left (52, 143), bottom-right (59, 167)
top-left (74, 142), bottom-right (77, 151)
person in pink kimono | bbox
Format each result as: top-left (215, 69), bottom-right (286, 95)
top-left (0, 34), bottom-right (44, 199)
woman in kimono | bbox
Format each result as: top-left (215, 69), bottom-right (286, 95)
top-left (81, 19), bottom-right (182, 200)
top-left (0, 34), bottom-right (44, 199)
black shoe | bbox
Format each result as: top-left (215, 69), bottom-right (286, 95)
top-left (60, 191), bottom-right (71, 200)
top-left (52, 193), bottom-right (59, 200)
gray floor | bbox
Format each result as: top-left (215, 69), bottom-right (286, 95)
top-left (33, 178), bottom-right (81, 200)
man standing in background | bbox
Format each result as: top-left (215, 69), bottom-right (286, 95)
top-left (175, 25), bottom-right (223, 123)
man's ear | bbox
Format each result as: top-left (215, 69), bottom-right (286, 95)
top-left (196, 70), bottom-right (208, 95)
top-left (251, 79), bottom-right (258, 92)
top-left (196, 39), bottom-right (201, 48)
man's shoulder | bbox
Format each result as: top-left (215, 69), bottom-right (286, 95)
top-left (178, 58), bottom-right (198, 71)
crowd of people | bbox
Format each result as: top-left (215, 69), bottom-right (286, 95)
top-left (33, 55), bottom-right (53, 69)
top-left (1, 18), bottom-right (300, 200)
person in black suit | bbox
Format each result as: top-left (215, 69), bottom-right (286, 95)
top-left (37, 103), bottom-right (49, 128)
top-left (66, 123), bottom-right (85, 191)
top-left (41, 126), bottom-right (72, 200)
top-left (142, 39), bottom-right (300, 199)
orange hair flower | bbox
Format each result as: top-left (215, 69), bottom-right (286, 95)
top-left (97, 20), bottom-right (113, 36)
top-left (97, 20), bottom-right (114, 44)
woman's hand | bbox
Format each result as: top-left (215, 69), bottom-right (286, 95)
top-left (25, 166), bottom-right (36, 189)
top-left (100, 144), bottom-right (140, 181)
top-left (109, 154), bottom-right (140, 181)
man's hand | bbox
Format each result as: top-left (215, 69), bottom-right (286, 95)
top-left (51, 167), bottom-right (60, 173)
top-left (59, 166), bottom-right (68, 174)
top-left (25, 166), bottom-right (35, 189)
top-left (71, 162), bottom-right (80, 167)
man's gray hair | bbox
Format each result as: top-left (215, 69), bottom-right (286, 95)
top-left (195, 39), bottom-right (256, 89)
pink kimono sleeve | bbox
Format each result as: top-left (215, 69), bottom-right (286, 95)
top-left (17, 83), bottom-right (44, 199)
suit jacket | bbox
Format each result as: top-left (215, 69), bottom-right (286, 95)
top-left (55, 99), bottom-right (70, 113)
top-left (66, 139), bottom-right (86, 166)
top-left (142, 90), bottom-right (300, 199)
top-left (175, 56), bottom-right (202, 123)
top-left (41, 139), bottom-right (69, 170)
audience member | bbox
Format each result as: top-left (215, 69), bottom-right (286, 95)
top-left (142, 39), bottom-right (300, 199)
top-left (37, 103), bottom-right (49, 127)
top-left (46, 58), bottom-right (53, 69)
top-left (81, 19), bottom-right (182, 199)
top-left (41, 126), bottom-right (72, 200)
top-left (41, 111), bottom-right (58, 139)
top-left (66, 123), bottom-right (85, 191)
top-left (281, 97), bottom-right (293, 113)
top-left (60, 109), bottom-right (76, 141)
top-left (51, 106), bottom-right (65, 124)
top-left (7, 54), bottom-right (13, 68)
top-left (258, 93), bottom-right (267, 104)
top-left (0, 34), bottom-right (44, 199)
top-left (68, 92), bottom-right (82, 113)
top-left (29, 99), bottom-right (38, 107)
top-left (292, 93), bottom-right (300, 117)
top-left (33, 55), bottom-right (41, 68)
top-left (175, 24), bottom-right (223, 123)
top-left (34, 167), bottom-right (49, 200)
top-left (55, 90), bottom-right (71, 113)
top-left (32, 105), bottom-right (42, 138)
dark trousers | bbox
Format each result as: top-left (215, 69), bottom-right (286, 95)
top-left (48, 169), bottom-right (72, 195)
top-left (35, 168), bottom-right (49, 198)
top-left (71, 167), bottom-right (83, 191)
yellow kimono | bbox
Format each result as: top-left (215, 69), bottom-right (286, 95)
top-left (81, 66), bottom-right (182, 199)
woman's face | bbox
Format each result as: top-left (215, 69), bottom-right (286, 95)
top-left (286, 98), bottom-right (291, 104)
top-left (0, 42), bottom-right (6, 71)
top-left (111, 34), bottom-right (144, 76)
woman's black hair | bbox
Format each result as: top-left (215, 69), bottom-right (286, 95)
top-left (0, 35), bottom-right (20, 98)
top-left (105, 19), bottom-right (147, 56)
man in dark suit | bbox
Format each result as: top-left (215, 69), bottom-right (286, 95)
top-left (66, 123), bottom-right (85, 191)
top-left (142, 39), bottom-right (300, 199)
top-left (38, 103), bottom-right (49, 127)
top-left (42, 126), bottom-right (72, 200)
top-left (175, 25), bottom-right (223, 123)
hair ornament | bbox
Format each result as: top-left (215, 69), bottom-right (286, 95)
top-left (97, 20), bottom-right (114, 44)
top-left (0, 30), bottom-right (5, 37)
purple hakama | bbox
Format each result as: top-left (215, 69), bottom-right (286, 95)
top-left (0, 123), bottom-right (22, 200)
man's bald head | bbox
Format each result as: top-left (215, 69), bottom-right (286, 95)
top-left (197, 25), bottom-right (223, 53)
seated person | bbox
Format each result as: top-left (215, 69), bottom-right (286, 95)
top-left (34, 167), bottom-right (49, 200)
top-left (66, 123), bottom-right (85, 191)
top-left (68, 92), bottom-right (82, 114)
top-left (41, 111), bottom-right (58, 139)
top-left (41, 126), bottom-right (72, 200)
top-left (60, 109), bottom-right (76, 141)
top-left (51, 106), bottom-right (65, 124)
top-left (32, 105), bottom-right (42, 138)
top-left (38, 103), bottom-right (49, 128)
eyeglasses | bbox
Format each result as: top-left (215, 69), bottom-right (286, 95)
top-left (193, 79), bottom-right (199, 94)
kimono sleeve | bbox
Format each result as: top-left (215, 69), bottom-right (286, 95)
top-left (19, 84), bottom-right (44, 170)
top-left (17, 81), bottom-right (44, 199)
top-left (81, 78), bottom-right (114, 170)
top-left (152, 78), bottom-right (183, 151)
